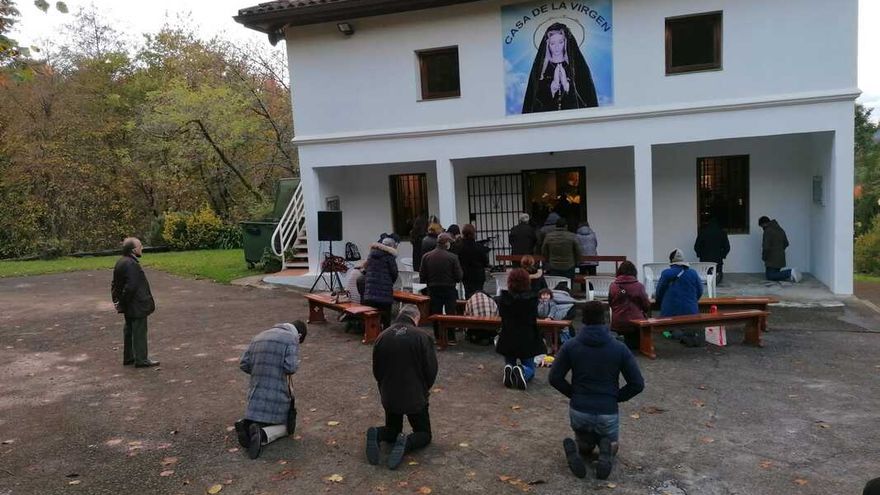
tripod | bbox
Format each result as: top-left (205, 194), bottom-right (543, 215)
top-left (309, 240), bottom-right (345, 293)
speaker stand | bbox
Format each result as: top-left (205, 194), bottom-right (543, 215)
top-left (309, 241), bottom-right (344, 293)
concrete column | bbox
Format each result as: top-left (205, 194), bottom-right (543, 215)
top-left (435, 158), bottom-right (457, 226)
top-left (300, 165), bottom-right (322, 275)
top-left (633, 144), bottom-right (655, 272)
top-left (830, 123), bottom-right (854, 295)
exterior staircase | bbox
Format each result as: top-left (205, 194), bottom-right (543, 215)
top-left (271, 180), bottom-right (309, 269)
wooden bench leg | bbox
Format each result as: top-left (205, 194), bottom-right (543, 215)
top-left (744, 317), bottom-right (764, 347)
top-left (418, 302), bottom-right (430, 324)
top-left (436, 323), bottom-right (448, 350)
top-left (308, 301), bottom-right (327, 324)
top-left (639, 326), bottom-right (657, 359)
top-left (361, 314), bottom-right (381, 344)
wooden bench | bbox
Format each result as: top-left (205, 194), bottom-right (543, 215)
top-left (428, 314), bottom-right (572, 352)
top-left (304, 293), bottom-right (382, 344)
top-left (650, 297), bottom-right (779, 334)
top-left (393, 290), bottom-right (431, 321)
top-left (632, 310), bottom-right (768, 359)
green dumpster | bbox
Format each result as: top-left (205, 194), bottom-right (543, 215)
top-left (240, 221), bottom-right (278, 267)
top-left (239, 177), bottom-right (300, 267)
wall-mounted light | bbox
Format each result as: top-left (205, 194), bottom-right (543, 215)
top-left (337, 22), bottom-right (355, 36)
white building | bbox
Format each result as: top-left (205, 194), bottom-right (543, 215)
top-left (235, 0), bottom-right (858, 294)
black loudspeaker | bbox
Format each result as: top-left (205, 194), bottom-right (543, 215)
top-left (317, 211), bottom-right (343, 241)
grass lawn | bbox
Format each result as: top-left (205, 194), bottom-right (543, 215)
top-left (0, 249), bottom-right (261, 283)
top-left (855, 273), bottom-right (880, 283)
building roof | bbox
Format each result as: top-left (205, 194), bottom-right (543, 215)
top-left (234, 0), bottom-right (483, 42)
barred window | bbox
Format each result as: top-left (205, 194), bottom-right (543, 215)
top-left (697, 155), bottom-right (749, 234)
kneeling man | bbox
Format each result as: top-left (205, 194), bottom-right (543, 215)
top-left (366, 305), bottom-right (438, 469)
top-left (235, 321), bottom-right (307, 459)
top-left (549, 302), bottom-right (644, 480)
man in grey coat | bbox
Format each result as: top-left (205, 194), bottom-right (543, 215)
top-left (111, 237), bottom-right (158, 368)
top-left (235, 321), bottom-right (307, 459)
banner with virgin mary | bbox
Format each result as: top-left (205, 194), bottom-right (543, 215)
top-left (502, 1), bottom-right (614, 115)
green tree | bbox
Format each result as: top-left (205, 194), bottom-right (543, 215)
top-left (855, 104), bottom-right (880, 235)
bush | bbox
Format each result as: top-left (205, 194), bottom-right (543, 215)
top-left (216, 223), bottom-right (243, 249)
top-left (186, 205), bottom-right (223, 248)
top-left (259, 247), bottom-right (282, 273)
top-left (855, 215), bottom-right (880, 275)
top-left (162, 206), bottom-right (238, 250)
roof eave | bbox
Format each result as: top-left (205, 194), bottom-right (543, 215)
top-left (234, 0), bottom-right (483, 36)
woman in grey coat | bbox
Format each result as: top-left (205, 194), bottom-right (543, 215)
top-left (576, 222), bottom-right (598, 276)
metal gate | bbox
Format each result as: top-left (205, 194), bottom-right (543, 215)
top-left (466, 174), bottom-right (523, 267)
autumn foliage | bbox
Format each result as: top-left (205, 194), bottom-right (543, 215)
top-left (0, 8), bottom-right (295, 258)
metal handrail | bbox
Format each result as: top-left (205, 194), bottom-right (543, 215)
top-left (271, 181), bottom-right (305, 266)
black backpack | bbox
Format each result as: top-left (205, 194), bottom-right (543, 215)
top-left (345, 242), bottom-right (361, 261)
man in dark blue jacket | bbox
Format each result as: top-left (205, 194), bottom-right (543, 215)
top-left (549, 301), bottom-right (644, 480)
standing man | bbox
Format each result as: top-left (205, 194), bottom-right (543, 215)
top-left (110, 237), bottom-right (158, 368)
top-left (366, 305), bottom-right (438, 470)
top-left (549, 301), bottom-right (644, 480)
top-left (541, 217), bottom-right (583, 281)
top-left (694, 217), bottom-right (730, 284)
top-left (236, 321), bottom-right (307, 459)
top-left (508, 213), bottom-right (537, 261)
top-left (758, 216), bottom-right (802, 282)
top-left (420, 233), bottom-right (463, 343)
top-left (410, 213), bottom-right (428, 272)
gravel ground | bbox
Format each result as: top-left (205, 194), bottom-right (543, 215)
top-left (1, 269), bottom-right (878, 495)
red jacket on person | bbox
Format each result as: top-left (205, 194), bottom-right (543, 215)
top-left (608, 275), bottom-right (651, 332)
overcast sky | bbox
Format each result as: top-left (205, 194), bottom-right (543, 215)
top-left (9, 0), bottom-right (880, 117)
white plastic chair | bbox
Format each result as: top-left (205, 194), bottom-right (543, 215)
top-left (396, 270), bottom-right (427, 294)
top-left (582, 276), bottom-right (615, 300)
top-left (642, 263), bottom-right (668, 298)
top-left (491, 271), bottom-right (509, 296)
top-left (690, 262), bottom-right (717, 298)
top-left (544, 276), bottom-right (572, 291)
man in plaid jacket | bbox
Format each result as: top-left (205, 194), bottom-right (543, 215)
top-left (235, 321), bottom-right (307, 459)
top-left (464, 290), bottom-right (498, 344)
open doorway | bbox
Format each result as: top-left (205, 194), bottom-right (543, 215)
top-left (523, 167), bottom-right (587, 230)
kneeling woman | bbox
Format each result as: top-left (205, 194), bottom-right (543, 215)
top-left (496, 268), bottom-right (546, 390)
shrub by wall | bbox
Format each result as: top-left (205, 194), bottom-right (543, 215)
top-left (855, 215), bottom-right (880, 275)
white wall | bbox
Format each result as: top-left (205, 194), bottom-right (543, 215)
top-left (809, 132), bottom-right (835, 286)
top-left (652, 134), bottom-right (816, 274)
top-left (285, 0), bottom-right (858, 137)
top-left (314, 162), bottom-right (439, 262)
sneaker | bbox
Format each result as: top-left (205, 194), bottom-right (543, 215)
top-left (563, 438), bottom-right (587, 478)
top-left (365, 427), bottom-right (380, 465)
top-left (234, 420), bottom-right (250, 449)
top-left (596, 437), bottom-right (613, 480)
top-left (387, 433), bottom-right (407, 470)
top-left (247, 424), bottom-right (263, 460)
top-left (503, 365), bottom-right (513, 388)
top-left (790, 268), bottom-right (802, 283)
top-left (512, 365), bottom-right (527, 391)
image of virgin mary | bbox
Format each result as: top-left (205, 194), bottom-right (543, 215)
top-left (521, 22), bottom-right (599, 113)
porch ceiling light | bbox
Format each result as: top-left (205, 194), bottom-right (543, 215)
top-left (337, 22), bottom-right (355, 36)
